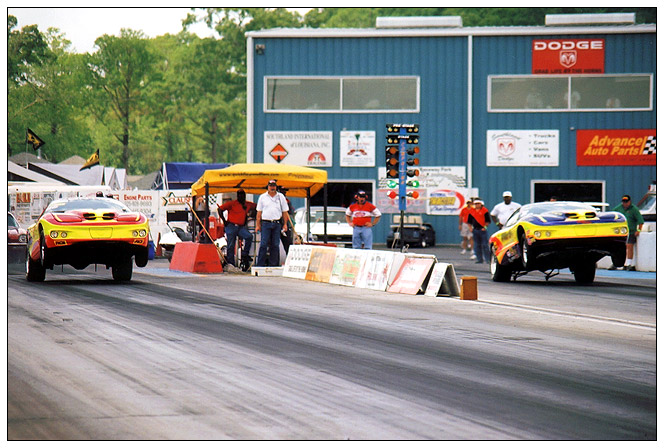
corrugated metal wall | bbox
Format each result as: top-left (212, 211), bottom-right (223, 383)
top-left (252, 30), bottom-right (656, 245)
top-left (472, 32), bottom-right (657, 215)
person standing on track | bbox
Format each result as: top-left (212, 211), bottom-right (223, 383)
top-left (345, 190), bottom-right (381, 250)
top-left (256, 179), bottom-right (290, 266)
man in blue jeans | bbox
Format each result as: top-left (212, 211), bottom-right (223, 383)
top-left (255, 179), bottom-right (290, 266)
top-left (466, 198), bottom-right (491, 263)
top-left (217, 189), bottom-right (255, 270)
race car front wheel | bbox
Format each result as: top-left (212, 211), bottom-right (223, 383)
top-left (26, 255), bottom-right (46, 282)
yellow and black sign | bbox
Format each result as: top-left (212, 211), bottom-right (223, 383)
top-left (26, 128), bottom-right (45, 151)
top-left (80, 149), bottom-right (100, 171)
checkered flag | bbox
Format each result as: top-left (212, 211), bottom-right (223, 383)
top-left (643, 135), bottom-right (656, 155)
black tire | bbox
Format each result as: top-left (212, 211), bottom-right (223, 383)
top-left (611, 250), bottom-right (626, 268)
top-left (519, 232), bottom-right (531, 270)
top-left (26, 254), bottom-right (46, 282)
top-left (112, 258), bottom-right (133, 282)
top-left (135, 248), bottom-right (148, 267)
top-left (490, 249), bottom-right (512, 282)
top-left (572, 261), bottom-right (596, 284)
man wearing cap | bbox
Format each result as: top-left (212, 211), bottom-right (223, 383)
top-left (217, 189), bottom-right (256, 270)
top-left (612, 194), bottom-right (644, 271)
top-left (256, 180), bottom-right (290, 266)
top-left (467, 198), bottom-right (491, 263)
top-left (345, 190), bottom-right (381, 249)
top-left (458, 199), bottom-right (474, 255)
top-left (491, 191), bottom-right (521, 230)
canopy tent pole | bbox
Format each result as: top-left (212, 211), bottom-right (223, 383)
top-left (306, 189), bottom-right (311, 242)
top-left (323, 183), bottom-right (328, 244)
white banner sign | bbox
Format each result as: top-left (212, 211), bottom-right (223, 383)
top-left (264, 131), bottom-right (333, 167)
top-left (340, 131), bottom-right (376, 167)
top-left (487, 130), bottom-right (559, 166)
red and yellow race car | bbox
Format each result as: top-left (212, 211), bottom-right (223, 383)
top-left (26, 197), bottom-right (150, 282)
top-left (489, 201), bottom-right (628, 284)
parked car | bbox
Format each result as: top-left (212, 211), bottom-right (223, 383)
top-left (293, 206), bottom-right (353, 247)
top-left (8, 212), bottom-right (28, 263)
top-left (488, 201), bottom-right (628, 284)
top-left (26, 197), bottom-right (150, 282)
top-left (386, 214), bottom-right (436, 248)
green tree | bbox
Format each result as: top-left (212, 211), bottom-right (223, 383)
top-left (86, 29), bottom-right (159, 172)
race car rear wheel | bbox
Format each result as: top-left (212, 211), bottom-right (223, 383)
top-left (490, 249), bottom-right (512, 282)
top-left (572, 261), bottom-right (596, 285)
top-left (112, 258), bottom-right (133, 282)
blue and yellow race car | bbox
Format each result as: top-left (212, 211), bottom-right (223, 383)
top-left (489, 201), bottom-right (628, 284)
top-left (26, 197), bottom-right (150, 282)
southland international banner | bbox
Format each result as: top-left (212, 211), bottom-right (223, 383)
top-left (576, 129), bottom-right (656, 166)
top-left (264, 131), bottom-right (333, 166)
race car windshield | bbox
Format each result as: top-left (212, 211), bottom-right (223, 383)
top-left (47, 198), bottom-right (130, 213)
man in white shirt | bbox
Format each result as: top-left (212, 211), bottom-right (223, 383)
top-left (490, 191), bottom-right (521, 229)
top-left (255, 179), bottom-right (290, 266)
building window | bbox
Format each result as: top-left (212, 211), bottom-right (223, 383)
top-left (266, 78), bottom-right (340, 111)
top-left (570, 75), bottom-right (651, 110)
top-left (342, 78), bottom-right (419, 111)
top-left (265, 76), bottom-right (419, 113)
top-left (489, 74), bottom-right (652, 112)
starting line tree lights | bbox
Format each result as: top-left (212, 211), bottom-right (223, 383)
top-left (385, 123), bottom-right (420, 211)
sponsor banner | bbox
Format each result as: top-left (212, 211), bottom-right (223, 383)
top-left (355, 250), bottom-right (395, 291)
top-left (264, 131), bottom-right (332, 166)
top-left (424, 263), bottom-right (460, 297)
top-left (576, 129), bottom-right (656, 166)
top-left (487, 130), bottom-right (559, 167)
top-left (387, 256), bottom-right (435, 295)
top-left (117, 191), bottom-right (160, 221)
top-left (329, 248), bottom-right (365, 286)
top-left (377, 166), bottom-right (469, 215)
top-left (532, 38), bottom-right (604, 74)
top-left (283, 245), bottom-right (313, 279)
top-left (305, 246), bottom-right (338, 282)
top-left (340, 131), bottom-right (376, 167)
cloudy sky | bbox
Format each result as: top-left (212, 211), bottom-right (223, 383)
top-left (9, 7), bottom-right (220, 53)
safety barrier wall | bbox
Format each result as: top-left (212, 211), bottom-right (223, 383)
top-left (282, 245), bottom-right (459, 297)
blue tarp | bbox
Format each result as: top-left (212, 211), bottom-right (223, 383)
top-left (152, 162), bottom-right (229, 190)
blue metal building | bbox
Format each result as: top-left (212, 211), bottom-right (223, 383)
top-left (246, 14), bottom-right (656, 244)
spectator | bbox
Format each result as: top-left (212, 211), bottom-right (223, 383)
top-left (256, 180), bottom-right (290, 266)
top-left (611, 194), bottom-right (644, 271)
top-left (467, 198), bottom-right (491, 263)
top-left (491, 191), bottom-right (521, 229)
top-left (345, 190), bottom-right (381, 249)
top-left (458, 199), bottom-right (474, 255)
top-left (217, 189), bottom-right (256, 271)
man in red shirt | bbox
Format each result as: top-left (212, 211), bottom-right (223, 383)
top-left (458, 199), bottom-right (474, 255)
top-left (345, 190), bottom-right (381, 249)
top-left (466, 198), bottom-right (491, 263)
top-left (217, 189), bottom-right (256, 270)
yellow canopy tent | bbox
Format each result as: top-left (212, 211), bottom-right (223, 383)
top-left (191, 163), bottom-right (327, 198)
top-left (191, 163), bottom-right (330, 244)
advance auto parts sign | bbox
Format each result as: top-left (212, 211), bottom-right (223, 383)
top-left (264, 131), bottom-right (332, 166)
top-left (576, 129), bottom-right (656, 166)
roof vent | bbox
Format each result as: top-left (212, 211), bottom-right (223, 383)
top-left (376, 16), bottom-right (462, 29)
top-left (545, 13), bottom-right (636, 26)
